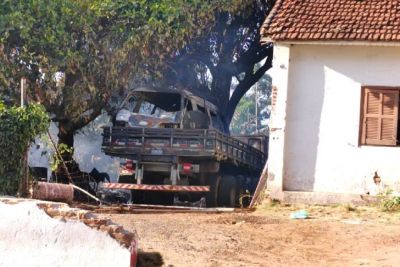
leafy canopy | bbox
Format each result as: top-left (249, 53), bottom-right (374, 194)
top-left (0, 0), bottom-right (250, 117)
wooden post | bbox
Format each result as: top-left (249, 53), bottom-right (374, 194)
top-left (20, 77), bottom-right (29, 197)
top-left (20, 77), bottom-right (25, 107)
top-left (249, 161), bottom-right (268, 208)
top-left (255, 82), bottom-right (258, 133)
top-left (22, 149), bottom-right (30, 198)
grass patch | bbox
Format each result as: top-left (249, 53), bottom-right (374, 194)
top-left (343, 204), bottom-right (357, 212)
top-left (378, 191), bottom-right (400, 212)
top-left (255, 198), bottom-right (400, 224)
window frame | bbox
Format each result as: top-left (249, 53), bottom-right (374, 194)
top-left (359, 86), bottom-right (400, 146)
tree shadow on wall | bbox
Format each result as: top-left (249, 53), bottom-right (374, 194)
top-left (137, 251), bottom-right (164, 267)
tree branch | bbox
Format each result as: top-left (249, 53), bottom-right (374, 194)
top-left (225, 47), bottom-right (273, 123)
top-left (71, 102), bottom-right (104, 132)
top-left (233, 41), bottom-right (270, 75)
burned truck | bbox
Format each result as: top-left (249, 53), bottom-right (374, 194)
top-left (101, 87), bottom-right (267, 207)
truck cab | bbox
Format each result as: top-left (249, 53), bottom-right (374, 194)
top-left (114, 87), bottom-right (222, 131)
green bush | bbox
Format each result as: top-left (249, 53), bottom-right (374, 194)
top-left (378, 189), bottom-right (400, 212)
top-left (0, 102), bottom-right (49, 195)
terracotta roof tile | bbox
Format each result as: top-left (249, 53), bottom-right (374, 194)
top-left (261, 0), bottom-right (400, 42)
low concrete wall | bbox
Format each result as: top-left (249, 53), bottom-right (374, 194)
top-left (0, 198), bottom-right (137, 267)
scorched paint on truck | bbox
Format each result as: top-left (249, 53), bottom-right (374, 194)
top-left (102, 87), bottom-right (267, 207)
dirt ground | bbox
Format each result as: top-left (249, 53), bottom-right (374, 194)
top-left (106, 203), bottom-right (400, 267)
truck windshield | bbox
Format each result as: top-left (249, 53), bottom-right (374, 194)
top-left (138, 101), bottom-right (177, 120)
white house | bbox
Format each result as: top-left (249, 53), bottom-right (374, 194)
top-left (261, 0), bottom-right (400, 203)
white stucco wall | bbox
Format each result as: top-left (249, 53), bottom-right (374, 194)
top-left (269, 43), bottom-right (400, 194)
top-left (266, 44), bottom-right (291, 198)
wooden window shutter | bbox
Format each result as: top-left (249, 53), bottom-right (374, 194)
top-left (361, 88), bottom-right (399, 145)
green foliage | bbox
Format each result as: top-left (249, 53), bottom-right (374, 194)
top-left (378, 189), bottom-right (400, 212)
top-left (0, 103), bottom-right (49, 195)
top-left (0, 0), bottom-right (249, 140)
top-left (230, 96), bottom-right (255, 134)
top-left (50, 144), bottom-right (73, 172)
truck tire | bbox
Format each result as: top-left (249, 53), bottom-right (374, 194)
top-left (218, 176), bottom-right (237, 207)
top-left (145, 191), bottom-right (174, 205)
top-left (236, 176), bottom-right (250, 207)
top-left (131, 190), bottom-right (144, 204)
top-left (206, 175), bottom-right (220, 207)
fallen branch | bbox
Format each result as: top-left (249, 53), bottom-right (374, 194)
top-left (71, 184), bottom-right (101, 203)
top-left (250, 161), bottom-right (268, 208)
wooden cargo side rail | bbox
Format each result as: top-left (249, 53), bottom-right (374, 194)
top-left (102, 127), bottom-right (265, 170)
top-left (211, 131), bottom-right (265, 170)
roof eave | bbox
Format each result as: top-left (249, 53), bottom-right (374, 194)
top-left (262, 38), bottom-right (400, 47)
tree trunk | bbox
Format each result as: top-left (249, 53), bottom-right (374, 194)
top-left (211, 68), bottom-right (233, 133)
top-left (58, 122), bottom-right (74, 148)
top-left (54, 121), bottom-right (76, 182)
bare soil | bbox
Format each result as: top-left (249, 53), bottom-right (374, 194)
top-left (106, 203), bottom-right (400, 267)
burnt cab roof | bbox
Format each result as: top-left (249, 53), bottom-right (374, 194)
top-left (128, 87), bottom-right (218, 114)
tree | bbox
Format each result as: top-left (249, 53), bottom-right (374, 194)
top-left (230, 94), bottom-right (256, 134)
top-left (0, 0), bottom-right (249, 157)
top-left (161, 0), bottom-right (275, 133)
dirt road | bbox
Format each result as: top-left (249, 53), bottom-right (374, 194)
top-left (106, 204), bottom-right (400, 267)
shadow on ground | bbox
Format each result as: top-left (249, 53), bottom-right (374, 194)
top-left (137, 251), bottom-right (164, 267)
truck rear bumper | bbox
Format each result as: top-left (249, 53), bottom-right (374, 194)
top-left (102, 183), bottom-right (210, 192)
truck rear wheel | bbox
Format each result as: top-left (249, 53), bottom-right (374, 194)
top-left (131, 190), bottom-right (145, 204)
top-left (218, 176), bottom-right (237, 207)
top-left (144, 191), bottom-right (174, 205)
top-left (206, 175), bottom-right (220, 207)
